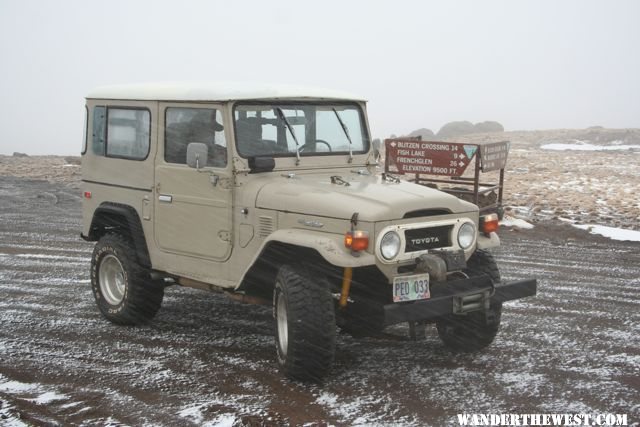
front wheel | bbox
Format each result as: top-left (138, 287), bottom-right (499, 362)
top-left (91, 233), bottom-right (164, 325)
top-left (273, 264), bottom-right (336, 382)
top-left (436, 249), bottom-right (502, 352)
top-left (436, 303), bottom-right (502, 352)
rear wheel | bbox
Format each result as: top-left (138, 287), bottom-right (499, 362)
top-left (91, 233), bottom-right (163, 325)
top-left (273, 264), bottom-right (336, 382)
top-left (436, 249), bottom-right (502, 352)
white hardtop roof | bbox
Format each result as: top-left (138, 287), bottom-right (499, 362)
top-left (86, 81), bottom-right (366, 102)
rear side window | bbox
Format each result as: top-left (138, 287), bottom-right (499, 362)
top-left (82, 106), bottom-right (88, 155)
top-left (106, 108), bottom-right (151, 160)
top-left (92, 106), bottom-right (106, 155)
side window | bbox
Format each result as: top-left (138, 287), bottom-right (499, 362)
top-left (92, 106), bottom-right (106, 155)
top-left (106, 108), bottom-right (150, 160)
top-left (165, 107), bottom-right (226, 167)
top-left (82, 106), bottom-right (88, 155)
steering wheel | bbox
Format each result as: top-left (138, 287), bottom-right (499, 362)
top-left (299, 139), bottom-right (332, 153)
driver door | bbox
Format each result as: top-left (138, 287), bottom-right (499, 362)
top-left (154, 103), bottom-right (232, 262)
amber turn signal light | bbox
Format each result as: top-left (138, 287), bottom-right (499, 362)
top-left (345, 230), bottom-right (369, 251)
top-left (480, 213), bottom-right (499, 234)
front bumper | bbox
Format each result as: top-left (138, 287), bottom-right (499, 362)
top-left (383, 275), bottom-right (537, 326)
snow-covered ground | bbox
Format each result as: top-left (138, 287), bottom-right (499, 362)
top-left (0, 176), bottom-right (638, 426)
top-left (572, 224), bottom-right (640, 242)
top-left (1, 128), bottom-right (639, 424)
top-left (541, 140), bottom-right (640, 151)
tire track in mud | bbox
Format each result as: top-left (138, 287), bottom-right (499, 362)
top-left (0, 177), bottom-right (638, 426)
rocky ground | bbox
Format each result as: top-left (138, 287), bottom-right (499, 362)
top-left (2, 127), bottom-right (639, 231)
top-left (0, 128), bottom-right (639, 425)
top-left (0, 155), bottom-right (81, 188)
top-left (0, 176), bottom-right (638, 426)
top-left (450, 128), bottom-right (640, 231)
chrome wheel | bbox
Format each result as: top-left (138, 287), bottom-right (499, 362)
top-left (276, 287), bottom-right (288, 357)
top-left (99, 254), bottom-right (126, 305)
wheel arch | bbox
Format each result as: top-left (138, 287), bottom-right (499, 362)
top-left (238, 241), bottom-right (333, 299)
top-left (238, 230), bottom-right (376, 298)
top-left (85, 202), bottom-right (151, 268)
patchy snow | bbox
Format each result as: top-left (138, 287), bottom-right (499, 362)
top-left (500, 215), bottom-right (534, 229)
top-left (2, 167), bottom-right (639, 425)
top-left (14, 253), bottom-right (89, 262)
top-left (178, 404), bottom-right (241, 427)
top-left (315, 391), bottom-right (414, 426)
top-left (0, 401), bottom-right (29, 427)
top-left (541, 142), bottom-right (640, 151)
top-left (178, 405), bottom-right (206, 424)
top-left (29, 391), bottom-right (69, 405)
top-left (0, 380), bottom-right (38, 393)
top-left (573, 224), bottom-right (640, 242)
top-left (204, 414), bottom-right (237, 427)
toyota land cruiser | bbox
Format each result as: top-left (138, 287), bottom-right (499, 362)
top-left (81, 82), bottom-right (536, 381)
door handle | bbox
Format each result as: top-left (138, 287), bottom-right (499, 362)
top-left (158, 195), bottom-right (173, 203)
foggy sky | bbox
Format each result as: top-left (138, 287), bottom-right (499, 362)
top-left (1, 0), bottom-right (638, 155)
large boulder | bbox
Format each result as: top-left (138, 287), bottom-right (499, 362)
top-left (12, 152), bottom-right (29, 157)
top-left (436, 121), bottom-right (475, 139)
top-left (407, 128), bottom-right (435, 141)
top-left (474, 121), bottom-right (504, 133)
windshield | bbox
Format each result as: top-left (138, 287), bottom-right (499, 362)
top-left (234, 103), bottom-right (369, 158)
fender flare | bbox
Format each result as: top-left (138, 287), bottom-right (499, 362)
top-left (238, 229), bottom-right (377, 288)
top-left (86, 202), bottom-right (151, 268)
top-left (477, 231), bottom-right (500, 250)
top-left (260, 229), bottom-right (376, 267)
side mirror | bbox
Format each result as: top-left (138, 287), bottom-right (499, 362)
top-left (248, 156), bottom-right (275, 173)
top-left (186, 143), bottom-right (208, 169)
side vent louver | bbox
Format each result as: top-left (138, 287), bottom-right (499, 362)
top-left (258, 216), bottom-right (275, 238)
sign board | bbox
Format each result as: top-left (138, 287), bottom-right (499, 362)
top-left (385, 139), bottom-right (478, 177)
top-left (479, 141), bottom-right (510, 172)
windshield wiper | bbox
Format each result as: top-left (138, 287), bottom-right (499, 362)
top-left (332, 108), bottom-right (353, 163)
top-left (276, 107), bottom-right (301, 165)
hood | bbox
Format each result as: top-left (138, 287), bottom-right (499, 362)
top-left (255, 173), bottom-right (476, 221)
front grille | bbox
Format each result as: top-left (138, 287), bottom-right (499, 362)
top-left (404, 225), bottom-right (452, 252)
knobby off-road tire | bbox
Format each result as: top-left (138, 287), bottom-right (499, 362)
top-left (273, 264), bottom-right (336, 382)
top-left (91, 233), bottom-right (164, 325)
top-left (436, 249), bottom-right (502, 352)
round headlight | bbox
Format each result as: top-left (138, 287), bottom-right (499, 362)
top-left (457, 222), bottom-right (476, 249)
top-left (380, 231), bottom-right (401, 260)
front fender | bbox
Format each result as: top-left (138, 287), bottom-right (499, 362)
top-left (477, 231), bottom-right (500, 250)
top-left (262, 229), bottom-right (376, 267)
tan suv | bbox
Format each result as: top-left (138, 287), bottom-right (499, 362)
top-left (81, 82), bottom-right (536, 381)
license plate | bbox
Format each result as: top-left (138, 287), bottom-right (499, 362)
top-left (393, 273), bottom-right (430, 303)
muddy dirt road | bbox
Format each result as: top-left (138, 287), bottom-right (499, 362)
top-left (0, 177), bottom-right (638, 426)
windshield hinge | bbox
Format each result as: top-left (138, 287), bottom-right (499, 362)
top-left (330, 176), bottom-right (351, 187)
top-left (382, 172), bottom-right (401, 183)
